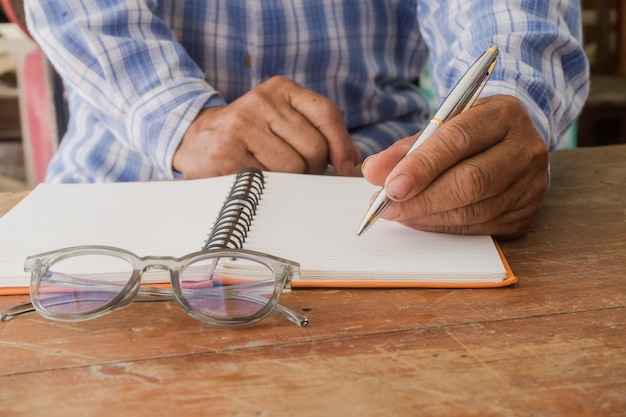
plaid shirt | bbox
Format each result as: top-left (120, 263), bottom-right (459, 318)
top-left (26, 0), bottom-right (589, 183)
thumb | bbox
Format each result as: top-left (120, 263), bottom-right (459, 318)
top-left (361, 136), bottom-right (413, 185)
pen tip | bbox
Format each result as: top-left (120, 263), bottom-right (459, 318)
top-left (356, 218), bottom-right (373, 237)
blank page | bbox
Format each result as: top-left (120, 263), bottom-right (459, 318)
top-left (243, 173), bottom-right (507, 282)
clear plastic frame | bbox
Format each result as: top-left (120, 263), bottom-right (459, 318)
top-left (1, 245), bottom-right (308, 327)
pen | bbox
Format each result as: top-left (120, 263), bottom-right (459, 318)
top-left (356, 45), bottom-right (500, 236)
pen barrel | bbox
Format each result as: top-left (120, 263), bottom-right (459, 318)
top-left (356, 190), bottom-right (393, 236)
top-left (406, 120), bottom-right (441, 155)
top-left (434, 46), bottom-right (499, 122)
top-left (370, 191), bottom-right (393, 218)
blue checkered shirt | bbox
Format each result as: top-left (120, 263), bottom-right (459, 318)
top-left (26, 0), bottom-right (589, 183)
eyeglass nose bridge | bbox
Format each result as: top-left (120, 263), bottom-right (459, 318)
top-left (112, 263), bottom-right (177, 312)
top-left (143, 263), bottom-right (173, 272)
top-left (138, 262), bottom-right (178, 286)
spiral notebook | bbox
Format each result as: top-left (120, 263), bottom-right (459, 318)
top-left (0, 169), bottom-right (516, 293)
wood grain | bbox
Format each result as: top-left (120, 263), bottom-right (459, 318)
top-left (0, 145), bottom-right (624, 416)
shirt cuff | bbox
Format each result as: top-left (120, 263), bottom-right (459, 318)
top-left (127, 79), bottom-right (227, 179)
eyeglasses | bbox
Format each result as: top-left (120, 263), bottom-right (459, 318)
top-left (0, 245), bottom-right (308, 327)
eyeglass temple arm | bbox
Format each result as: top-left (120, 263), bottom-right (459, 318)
top-left (0, 286), bottom-right (308, 327)
top-left (0, 291), bottom-right (171, 322)
top-left (1, 302), bottom-right (36, 321)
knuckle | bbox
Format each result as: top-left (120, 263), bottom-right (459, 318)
top-left (492, 94), bottom-right (527, 120)
top-left (310, 139), bottom-right (330, 160)
top-left (531, 174), bottom-right (549, 198)
top-left (241, 89), bottom-right (272, 111)
top-left (262, 76), bottom-right (299, 99)
top-left (317, 97), bottom-right (341, 116)
top-left (438, 121), bottom-right (474, 158)
top-left (529, 139), bottom-right (549, 164)
top-left (278, 157), bottom-right (307, 173)
top-left (265, 75), bottom-right (291, 86)
top-left (406, 148), bottom-right (440, 184)
top-left (405, 190), bottom-right (434, 218)
top-left (447, 205), bottom-right (481, 226)
top-left (453, 161), bottom-right (492, 202)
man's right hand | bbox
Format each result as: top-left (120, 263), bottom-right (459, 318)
top-left (173, 76), bottom-right (361, 178)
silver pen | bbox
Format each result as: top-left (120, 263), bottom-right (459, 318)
top-left (356, 45), bottom-right (499, 236)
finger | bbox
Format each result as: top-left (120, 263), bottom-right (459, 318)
top-left (236, 76), bottom-right (336, 174)
top-left (238, 121), bottom-right (311, 173)
top-left (284, 77), bottom-right (357, 175)
top-left (361, 138), bottom-right (413, 185)
top-left (396, 134), bottom-right (529, 216)
top-left (386, 168), bottom-right (547, 230)
top-left (264, 107), bottom-right (331, 173)
top-left (396, 196), bottom-right (545, 240)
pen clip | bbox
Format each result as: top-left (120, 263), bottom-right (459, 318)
top-left (434, 45), bottom-right (499, 123)
top-left (462, 57), bottom-right (498, 112)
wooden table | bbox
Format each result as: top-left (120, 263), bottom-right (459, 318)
top-left (1, 145), bottom-right (625, 416)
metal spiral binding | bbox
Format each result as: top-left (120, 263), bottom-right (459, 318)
top-left (203, 168), bottom-right (265, 250)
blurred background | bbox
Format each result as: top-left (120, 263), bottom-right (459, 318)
top-left (0, 0), bottom-right (625, 192)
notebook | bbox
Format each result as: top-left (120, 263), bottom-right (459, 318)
top-left (0, 169), bottom-right (516, 293)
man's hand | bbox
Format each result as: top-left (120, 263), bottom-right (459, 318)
top-left (173, 76), bottom-right (360, 178)
top-left (361, 95), bottom-right (549, 239)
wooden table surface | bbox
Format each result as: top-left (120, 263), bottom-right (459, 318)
top-left (0, 145), bottom-right (625, 416)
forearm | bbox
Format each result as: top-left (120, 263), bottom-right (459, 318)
top-left (25, 0), bottom-right (225, 173)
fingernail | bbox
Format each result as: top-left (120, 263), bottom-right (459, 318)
top-left (386, 175), bottom-right (412, 200)
top-left (360, 155), bottom-right (374, 175)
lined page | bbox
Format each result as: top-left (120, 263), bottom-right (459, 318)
top-left (244, 172), bottom-right (507, 282)
top-left (0, 176), bottom-right (235, 286)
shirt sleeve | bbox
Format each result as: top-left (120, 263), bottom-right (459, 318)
top-left (25, 0), bottom-right (226, 177)
top-left (417, 0), bottom-right (589, 150)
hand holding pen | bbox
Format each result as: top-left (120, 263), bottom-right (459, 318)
top-left (357, 45), bottom-right (500, 236)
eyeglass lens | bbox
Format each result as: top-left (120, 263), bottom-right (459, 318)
top-left (37, 253), bottom-right (279, 320)
top-left (179, 256), bottom-right (277, 319)
top-left (38, 254), bottom-right (133, 315)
